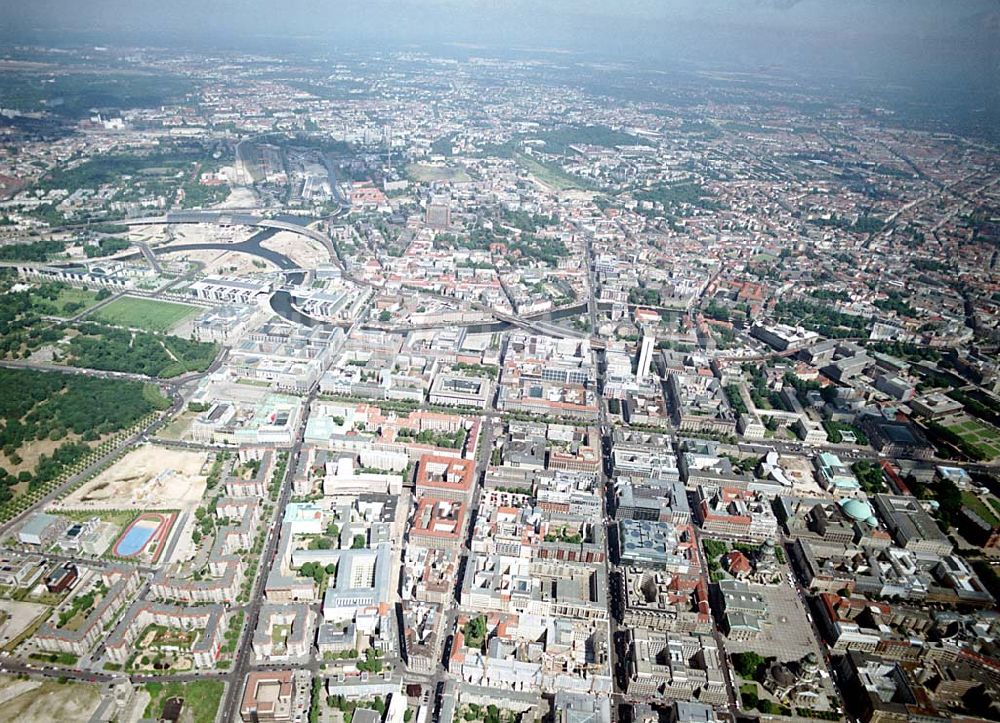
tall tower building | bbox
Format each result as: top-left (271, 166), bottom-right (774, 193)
top-left (637, 331), bottom-right (656, 383)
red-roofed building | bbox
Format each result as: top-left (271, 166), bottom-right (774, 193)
top-left (351, 182), bottom-right (387, 209)
top-left (724, 550), bottom-right (752, 579)
top-left (416, 454), bottom-right (476, 501)
top-left (634, 307), bottom-right (660, 326)
top-left (409, 497), bottom-right (467, 551)
top-left (240, 670), bottom-right (295, 722)
top-left (736, 282), bottom-right (766, 304)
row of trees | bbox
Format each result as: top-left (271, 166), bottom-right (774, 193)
top-left (0, 439), bottom-right (91, 503)
top-left (0, 370), bottom-right (168, 504)
top-left (947, 389), bottom-right (1000, 429)
top-left (926, 420), bottom-right (995, 463)
top-left (866, 341), bottom-right (941, 363)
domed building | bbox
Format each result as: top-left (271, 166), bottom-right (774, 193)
top-left (762, 652), bottom-right (824, 707)
top-left (750, 538), bottom-right (782, 584)
top-left (839, 497), bottom-right (879, 528)
top-left (759, 538), bottom-right (776, 560)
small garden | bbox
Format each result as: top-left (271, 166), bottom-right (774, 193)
top-left (458, 703), bottom-right (522, 723)
top-left (327, 695), bottom-right (387, 723)
top-left (462, 615), bottom-right (487, 650)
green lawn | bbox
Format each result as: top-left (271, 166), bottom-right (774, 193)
top-left (93, 296), bottom-right (199, 332)
top-left (31, 286), bottom-right (101, 317)
top-left (513, 152), bottom-right (596, 191)
top-left (272, 623), bottom-right (291, 645)
top-left (29, 651), bottom-right (79, 666)
top-left (962, 491), bottom-right (1000, 526)
top-left (942, 416), bottom-right (1000, 460)
top-left (144, 680), bottom-right (223, 723)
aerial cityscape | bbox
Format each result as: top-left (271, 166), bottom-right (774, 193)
top-left (0, 1), bottom-right (998, 722)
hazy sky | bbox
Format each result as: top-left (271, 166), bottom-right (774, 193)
top-left (1, 0), bottom-right (997, 92)
top-left (3, 0), bottom-right (997, 43)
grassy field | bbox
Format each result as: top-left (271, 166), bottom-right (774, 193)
top-left (513, 152), bottom-right (595, 191)
top-left (29, 651), bottom-right (78, 666)
top-left (962, 490), bottom-right (1000, 526)
top-left (56, 509), bottom-right (138, 534)
top-left (406, 163), bottom-right (471, 183)
top-left (159, 409), bottom-right (196, 440)
top-left (944, 416), bottom-right (1000, 460)
top-left (93, 296), bottom-right (199, 332)
top-left (31, 286), bottom-right (102, 317)
top-left (144, 680), bottom-right (224, 723)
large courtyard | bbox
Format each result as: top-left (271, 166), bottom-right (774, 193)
top-left (723, 582), bottom-right (820, 663)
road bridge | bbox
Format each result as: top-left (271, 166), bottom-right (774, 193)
top-left (491, 311), bottom-right (606, 348)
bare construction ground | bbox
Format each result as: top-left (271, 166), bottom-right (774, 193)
top-left (59, 444), bottom-right (209, 510)
top-left (218, 184), bottom-right (258, 208)
top-left (159, 247), bottom-right (278, 275)
top-left (261, 229), bottom-right (329, 268)
top-left (0, 676), bottom-right (102, 722)
top-left (780, 454), bottom-right (826, 496)
top-left (127, 223), bottom-right (278, 275)
top-left (156, 223), bottom-right (247, 248)
top-left (0, 600), bottom-right (48, 647)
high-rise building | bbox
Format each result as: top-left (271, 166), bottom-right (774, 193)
top-left (637, 331), bottom-right (656, 382)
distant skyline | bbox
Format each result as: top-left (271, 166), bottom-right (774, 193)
top-left (1, 0), bottom-right (997, 115)
top-left (2, 0), bottom-right (997, 47)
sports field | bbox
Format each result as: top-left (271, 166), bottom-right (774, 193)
top-left (93, 296), bottom-right (199, 332)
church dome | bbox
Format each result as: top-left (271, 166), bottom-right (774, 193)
top-left (840, 498), bottom-right (875, 523)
